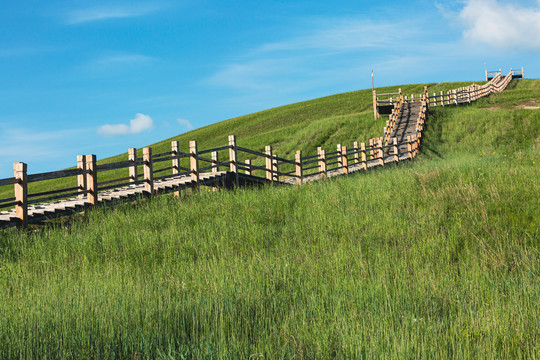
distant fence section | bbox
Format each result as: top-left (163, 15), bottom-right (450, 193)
top-left (373, 67), bottom-right (522, 119)
top-left (0, 68), bottom-right (521, 229)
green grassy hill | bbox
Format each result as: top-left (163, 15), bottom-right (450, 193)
top-left (0, 79), bottom-right (538, 358)
top-left (0, 81), bottom-right (487, 200)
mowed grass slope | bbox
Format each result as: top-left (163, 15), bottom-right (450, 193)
top-left (0, 79), bottom-right (538, 359)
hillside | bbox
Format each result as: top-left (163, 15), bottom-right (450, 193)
top-left (0, 79), bottom-right (538, 358)
top-left (0, 81), bottom-right (485, 201)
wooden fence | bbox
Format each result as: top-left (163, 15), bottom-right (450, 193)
top-left (0, 69), bottom-right (519, 229)
top-left (374, 68), bottom-right (520, 118)
top-left (0, 126), bottom-right (426, 229)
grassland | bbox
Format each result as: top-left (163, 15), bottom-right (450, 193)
top-left (0, 79), bottom-right (538, 359)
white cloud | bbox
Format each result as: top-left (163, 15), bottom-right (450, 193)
top-left (97, 113), bottom-right (154, 136)
top-left (459, 0), bottom-right (540, 50)
top-left (177, 118), bottom-right (194, 130)
top-left (66, 4), bottom-right (164, 24)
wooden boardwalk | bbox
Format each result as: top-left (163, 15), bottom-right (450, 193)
top-left (0, 69), bottom-right (521, 230)
top-left (0, 171), bottom-right (230, 228)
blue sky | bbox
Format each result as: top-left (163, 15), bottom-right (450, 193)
top-left (1, 0), bottom-right (539, 178)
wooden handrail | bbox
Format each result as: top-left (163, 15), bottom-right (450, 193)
top-left (27, 168), bottom-right (84, 183)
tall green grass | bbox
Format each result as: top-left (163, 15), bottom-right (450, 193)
top-left (0, 79), bottom-right (538, 358)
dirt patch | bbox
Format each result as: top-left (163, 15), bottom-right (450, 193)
top-left (485, 99), bottom-right (539, 111)
top-left (516, 99), bottom-right (540, 110)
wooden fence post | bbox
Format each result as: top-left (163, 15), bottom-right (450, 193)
top-left (369, 138), bottom-right (374, 160)
top-left (353, 141), bottom-right (359, 164)
top-left (337, 144), bottom-right (343, 169)
top-left (295, 150), bottom-right (302, 185)
top-left (190, 141), bottom-right (199, 191)
top-left (407, 136), bottom-right (412, 159)
top-left (77, 155), bottom-right (86, 199)
top-left (128, 148), bottom-right (138, 184)
top-left (361, 142), bottom-right (367, 170)
top-left (245, 159), bottom-right (252, 176)
top-left (14, 162), bottom-right (28, 228)
top-left (424, 86), bottom-right (429, 107)
top-left (342, 145), bottom-right (349, 174)
top-left (171, 141), bottom-right (179, 176)
top-left (143, 147), bottom-right (154, 196)
top-left (392, 138), bottom-right (398, 162)
top-left (378, 137), bottom-right (384, 166)
top-left (86, 154), bottom-right (98, 206)
top-left (372, 90), bottom-right (377, 119)
top-left (265, 145), bottom-right (273, 182)
top-left (272, 155), bottom-right (279, 182)
top-left (318, 147), bottom-right (327, 178)
top-left (211, 151), bottom-right (219, 173)
top-left (228, 135), bottom-right (239, 188)
top-left (171, 141), bottom-right (180, 197)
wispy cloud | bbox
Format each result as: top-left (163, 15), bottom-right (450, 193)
top-left (209, 58), bottom-right (300, 90)
top-left (93, 53), bottom-right (156, 66)
top-left (97, 113), bottom-right (154, 136)
top-left (0, 126), bottom-right (90, 177)
top-left (458, 0), bottom-right (540, 51)
top-left (177, 118), bottom-right (194, 130)
top-left (259, 19), bottom-right (416, 53)
top-left (0, 47), bottom-right (54, 58)
top-left (77, 52), bottom-right (157, 74)
top-left (66, 3), bottom-right (165, 25)
top-left (207, 18), bottom-right (421, 94)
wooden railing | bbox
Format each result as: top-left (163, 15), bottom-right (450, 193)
top-left (1, 69), bottom-right (519, 228)
top-left (382, 94), bottom-right (404, 145)
top-left (424, 70), bottom-right (514, 107)
top-left (374, 69), bottom-right (518, 118)
top-left (0, 130), bottom-right (424, 228)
